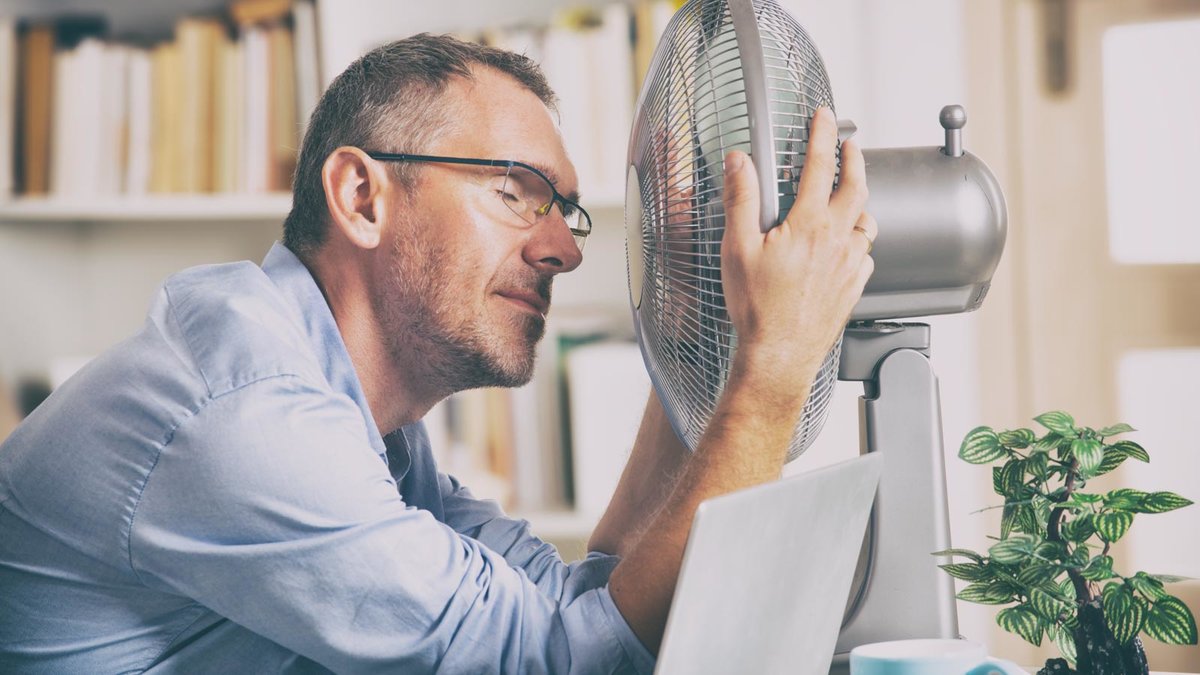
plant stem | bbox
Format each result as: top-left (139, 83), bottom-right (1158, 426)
top-left (1046, 459), bottom-right (1093, 604)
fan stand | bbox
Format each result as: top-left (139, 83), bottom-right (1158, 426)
top-left (828, 321), bottom-right (961, 673)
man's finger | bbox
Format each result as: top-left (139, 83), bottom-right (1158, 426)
top-left (852, 211), bottom-right (878, 256)
top-left (830, 137), bottom-right (867, 217)
top-left (722, 150), bottom-right (761, 249)
top-left (795, 106), bottom-right (839, 215)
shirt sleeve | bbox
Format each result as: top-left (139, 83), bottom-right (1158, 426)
top-left (126, 375), bottom-right (654, 675)
top-left (436, 472), bottom-right (655, 671)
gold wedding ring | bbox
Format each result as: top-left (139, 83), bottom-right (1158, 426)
top-left (853, 225), bottom-right (874, 254)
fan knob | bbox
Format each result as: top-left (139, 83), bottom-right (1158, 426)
top-left (939, 104), bottom-right (967, 157)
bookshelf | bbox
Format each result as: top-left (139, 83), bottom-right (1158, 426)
top-left (0, 0), bottom-right (674, 549)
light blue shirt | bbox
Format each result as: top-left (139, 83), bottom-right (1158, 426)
top-left (0, 242), bottom-right (654, 674)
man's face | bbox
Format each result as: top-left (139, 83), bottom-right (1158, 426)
top-left (373, 68), bottom-right (583, 392)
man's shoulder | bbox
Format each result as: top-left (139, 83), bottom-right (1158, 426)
top-left (155, 261), bottom-right (324, 397)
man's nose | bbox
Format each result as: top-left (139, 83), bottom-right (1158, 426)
top-left (523, 209), bottom-right (583, 274)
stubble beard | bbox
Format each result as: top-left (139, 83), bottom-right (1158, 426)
top-left (377, 219), bottom-right (549, 394)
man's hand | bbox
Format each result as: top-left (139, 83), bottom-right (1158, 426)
top-left (720, 106), bottom-right (876, 405)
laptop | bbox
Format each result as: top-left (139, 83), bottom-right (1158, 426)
top-left (655, 452), bottom-right (883, 675)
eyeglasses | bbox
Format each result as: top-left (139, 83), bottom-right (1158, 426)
top-left (365, 151), bottom-right (592, 252)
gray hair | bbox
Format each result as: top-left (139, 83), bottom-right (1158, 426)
top-left (282, 33), bottom-right (558, 259)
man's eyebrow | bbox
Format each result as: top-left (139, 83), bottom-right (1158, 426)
top-left (525, 161), bottom-right (582, 203)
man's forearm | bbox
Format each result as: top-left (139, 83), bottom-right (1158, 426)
top-left (588, 393), bottom-right (689, 557)
top-left (605, 353), bottom-right (817, 652)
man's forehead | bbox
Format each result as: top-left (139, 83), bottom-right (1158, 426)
top-left (436, 69), bottom-right (580, 196)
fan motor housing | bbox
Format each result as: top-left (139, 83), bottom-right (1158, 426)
top-left (853, 143), bottom-right (1008, 321)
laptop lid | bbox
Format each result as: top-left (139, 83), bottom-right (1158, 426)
top-left (655, 452), bottom-right (884, 675)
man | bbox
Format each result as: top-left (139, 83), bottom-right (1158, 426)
top-left (0, 34), bottom-right (875, 673)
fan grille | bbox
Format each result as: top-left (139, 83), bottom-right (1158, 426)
top-left (627, 0), bottom-right (841, 461)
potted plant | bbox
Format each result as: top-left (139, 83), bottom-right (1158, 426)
top-left (937, 411), bottom-right (1197, 674)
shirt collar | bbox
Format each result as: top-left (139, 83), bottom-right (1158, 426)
top-left (260, 241), bottom-right (388, 459)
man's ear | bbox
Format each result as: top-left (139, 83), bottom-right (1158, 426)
top-left (320, 146), bottom-right (393, 250)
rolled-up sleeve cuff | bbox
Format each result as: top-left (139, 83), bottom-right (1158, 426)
top-left (562, 585), bottom-right (656, 674)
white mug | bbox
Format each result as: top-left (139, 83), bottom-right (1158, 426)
top-left (849, 638), bottom-right (1026, 675)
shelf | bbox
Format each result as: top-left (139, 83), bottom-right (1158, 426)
top-left (0, 191), bottom-right (626, 225)
top-left (0, 194), bottom-right (293, 224)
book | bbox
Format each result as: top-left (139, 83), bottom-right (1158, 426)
top-left (41, 16), bottom-right (108, 195)
top-left (291, 0), bottom-right (321, 136)
top-left (542, 12), bottom-right (596, 194)
top-left (151, 41), bottom-right (183, 193)
top-left (177, 17), bottom-right (223, 193)
top-left (214, 33), bottom-right (242, 193)
top-left (124, 48), bottom-right (152, 195)
top-left (51, 39), bottom-right (112, 196)
top-left (0, 19), bottom-right (15, 198)
top-left (266, 22), bottom-right (297, 191)
top-left (17, 23), bottom-right (55, 195)
top-left (229, 0), bottom-right (292, 27)
top-left (588, 3), bottom-right (634, 200)
top-left (241, 25), bottom-right (270, 193)
top-left (99, 45), bottom-right (130, 196)
top-left (565, 340), bottom-right (651, 519)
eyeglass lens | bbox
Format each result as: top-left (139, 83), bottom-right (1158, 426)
top-left (501, 165), bottom-right (589, 252)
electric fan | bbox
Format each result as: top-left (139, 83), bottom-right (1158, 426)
top-left (624, 0), bottom-right (1007, 668)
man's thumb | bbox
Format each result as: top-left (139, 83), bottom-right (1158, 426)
top-left (722, 150), bottom-right (761, 247)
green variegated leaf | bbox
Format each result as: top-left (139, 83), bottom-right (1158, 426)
top-left (990, 534), bottom-right (1036, 564)
top-left (1104, 488), bottom-right (1148, 512)
top-left (1008, 462), bottom-right (1029, 497)
top-left (1150, 574), bottom-right (1196, 584)
top-left (1061, 610), bottom-right (1080, 630)
top-left (1102, 584), bottom-right (1145, 644)
top-left (1033, 432), bottom-right (1064, 454)
top-left (1098, 423), bottom-right (1135, 437)
top-left (1030, 588), bottom-right (1070, 622)
top-left (1015, 504), bottom-right (1042, 536)
top-left (1071, 492), bottom-right (1103, 505)
top-left (1070, 541), bottom-right (1091, 568)
top-left (940, 563), bottom-right (991, 582)
top-left (1025, 452), bottom-right (1050, 481)
top-left (995, 460), bottom-right (1025, 498)
top-left (997, 606), bottom-right (1045, 646)
top-left (1095, 511), bottom-right (1135, 543)
top-left (994, 578), bottom-right (1026, 597)
top-left (1143, 491), bottom-right (1194, 514)
top-left (961, 426), bottom-right (1005, 464)
top-left (1071, 438), bottom-right (1104, 476)
top-left (999, 428), bottom-right (1036, 448)
top-left (1145, 596), bottom-right (1199, 645)
top-left (958, 582), bottom-right (1015, 605)
top-left (1059, 578), bottom-right (1077, 600)
top-left (1018, 563), bottom-right (1060, 588)
top-left (931, 548), bottom-right (984, 562)
top-left (1035, 541), bottom-right (1069, 562)
top-left (1052, 622), bottom-right (1078, 665)
top-left (1081, 555), bottom-right (1115, 581)
top-left (1001, 502), bottom-right (1017, 539)
top-left (1095, 448), bottom-right (1129, 476)
top-left (1110, 440), bottom-right (1150, 463)
top-left (1131, 572), bottom-right (1169, 601)
top-left (1035, 411), bottom-right (1076, 436)
top-left (1060, 514), bottom-right (1095, 543)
